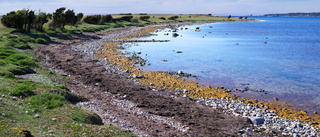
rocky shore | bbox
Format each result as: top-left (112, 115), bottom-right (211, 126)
top-left (40, 22), bottom-right (320, 136)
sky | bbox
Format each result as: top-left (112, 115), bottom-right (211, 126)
top-left (0, 0), bottom-right (319, 16)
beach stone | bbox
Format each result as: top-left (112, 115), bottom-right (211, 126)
top-left (1, 95), bottom-right (5, 97)
top-left (183, 94), bottom-right (188, 98)
top-left (178, 70), bottom-right (183, 74)
top-left (150, 83), bottom-right (155, 86)
top-left (249, 117), bottom-right (265, 125)
top-left (182, 89), bottom-right (188, 93)
top-left (48, 130), bottom-right (54, 133)
top-left (52, 118), bottom-right (57, 121)
top-left (12, 97), bottom-right (17, 100)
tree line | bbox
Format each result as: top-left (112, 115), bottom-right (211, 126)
top-left (1, 7), bottom-right (83, 32)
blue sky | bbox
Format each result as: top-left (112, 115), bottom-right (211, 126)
top-left (0, 0), bottom-right (319, 15)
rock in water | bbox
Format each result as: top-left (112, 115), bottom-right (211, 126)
top-left (249, 117), bottom-right (265, 125)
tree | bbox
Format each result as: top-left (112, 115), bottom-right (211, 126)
top-left (1, 9), bottom-right (36, 32)
top-left (75, 13), bottom-right (84, 27)
top-left (25, 10), bottom-right (36, 32)
top-left (102, 15), bottom-right (112, 23)
top-left (34, 12), bottom-right (52, 31)
top-left (51, 7), bottom-right (66, 29)
top-left (228, 15), bottom-right (232, 19)
top-left (64, 9), bottom-right (76, 27)
top-left (239, 16), bottom-right (243, 19)
top-left (245, 17), bottom-right (248, 19)
top-left (51, 7), bottom-right (79, 29)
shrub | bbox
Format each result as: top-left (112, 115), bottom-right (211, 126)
top-left (9, 82), bottom-right (35, 97)
top-left (83, 15), bottom-right (102, 24)
top-left (35, 38), bottom-right (47, 44)
top-left (117, 16), bottom-right (133, 22)
top-left (168, 16), bottom-right (179, 20)
top-left (139, 16), bottom-right (150, 21)
top-left (159, 17), bottom-right (166, 20)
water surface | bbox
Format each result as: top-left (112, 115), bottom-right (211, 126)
top-left (124, 17), bottom-right (320, 112)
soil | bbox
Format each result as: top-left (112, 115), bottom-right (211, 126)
top-left (39, 27), bottom-right (256, 136)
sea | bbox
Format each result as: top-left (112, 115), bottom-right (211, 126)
top-left (123, 17), bottom-right (320, 113)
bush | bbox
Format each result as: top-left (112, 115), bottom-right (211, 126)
top-left (116, 16), bottom-right (133, 22)
top-left (9, 82), bottom-right (35, 97)
top-left (139, 16), bottom-right (150, 21)
top-left (83, 15), bottom-right (102, 24)
top-left (29, 92), bottom-right (66, 109)
top-left (168, 16), bottom-right (179, 20)
top-left (35, 38), bottom-right (47, 44)
top-left (159, 17), bottom-right (166, 20)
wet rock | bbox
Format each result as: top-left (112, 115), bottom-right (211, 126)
top-left (183, 94), bottom-right (188, 98)
top-left (1, 95), bottom-right (5, 97)
top-left (172, 33), bottom-right (179, 37)
top-left (178, 70), bottom-right (183, 75)
top-left (150, 83), bottom-right (155, 86)
top-left (249, 117), bottom-right (265, 126)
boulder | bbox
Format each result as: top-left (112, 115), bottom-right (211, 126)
top-left (249, 117), bottom-right (265, 125)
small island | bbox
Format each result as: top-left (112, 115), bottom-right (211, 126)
top-left (263, 12), bottom-right (320, 17)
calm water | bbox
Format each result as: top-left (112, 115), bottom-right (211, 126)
top-left (124, 17), bottom-right (320, 112)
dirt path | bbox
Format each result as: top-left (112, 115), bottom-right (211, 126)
top-left (39, 27), bottom-right (252, 136)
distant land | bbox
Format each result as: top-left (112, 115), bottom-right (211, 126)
top-left (263, 12), bottom-right (320, 17)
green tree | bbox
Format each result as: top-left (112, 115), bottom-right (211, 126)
top-left (75, 13), bottom-right (84, 27)
top-left (64, 9), bottom-right (76, 27)
top-left (228, 15), bottom-right (231, 19)
top-left (51, 7), bottom-right (66, 29)
top-left (34, 12), bottom-right (52, 31)
top-left (239, 16), bottom-right (243, 19)
top-left (102, 15), bottom-right (113, 23)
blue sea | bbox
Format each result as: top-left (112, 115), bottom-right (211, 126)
top-left (123, 17), bottom-right (320, 112)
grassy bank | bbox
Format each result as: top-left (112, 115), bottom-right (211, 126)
top-left (0, 14), bottom-right (244, 136)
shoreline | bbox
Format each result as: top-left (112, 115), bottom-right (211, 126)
top-left (41, 21), bottom-right (319, 136)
